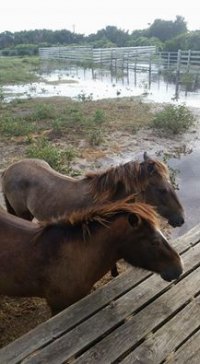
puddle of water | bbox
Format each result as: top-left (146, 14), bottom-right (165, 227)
top-left (165, 150), bottom-right (200, 239)
top-left (3, 65), bottom-right (200, 107)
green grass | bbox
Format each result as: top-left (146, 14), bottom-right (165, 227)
top-left (0, 56), bottom-right (40, 84)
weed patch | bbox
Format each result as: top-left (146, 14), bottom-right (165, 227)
top-left (0, 116), bottom-right (36, 137)
top-left (151, 104), bottom-right (195, 135)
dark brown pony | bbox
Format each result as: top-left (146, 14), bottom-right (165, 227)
top-left (2, 153), bottom-right (184, 228)
top-left (0, 198), bottom-right (183, 315)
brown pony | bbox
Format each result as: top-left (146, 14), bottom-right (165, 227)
top-left (2, 153), bottom-right (184, 229)
top-left (0, 198), bottom-right (183, 315)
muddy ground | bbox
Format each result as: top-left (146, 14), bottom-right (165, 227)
top-left (0, 100), bottom-right (200, 349)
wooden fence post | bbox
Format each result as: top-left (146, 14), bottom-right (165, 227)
top-left (177, 49), bottom-right (181, 73)
top-left (187, 50), bottom-right (191, 73)
top-left (167, 52), bottom-right (170, 70)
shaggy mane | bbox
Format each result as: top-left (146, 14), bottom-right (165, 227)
top-left (85, 159), bottom-right (169, 201)
top-left (40, 196), bottom-right (160, 232)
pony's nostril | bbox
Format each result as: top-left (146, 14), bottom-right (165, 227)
top-left (180, 217), bottom-right (185, 225)
top-left (161, 265), bottom-right (183, 282)
top-left (169, 215), bottom-right (185, 227)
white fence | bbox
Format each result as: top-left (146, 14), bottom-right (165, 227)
top-left (157, 50), bottom-right (200, 72)
top-left (39, 46), bottom-right (156, 65)
top-left (39, 47), bottom-right (200, 73)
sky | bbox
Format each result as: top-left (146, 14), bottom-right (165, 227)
top-left (1, 0), bottom-right (200, 35)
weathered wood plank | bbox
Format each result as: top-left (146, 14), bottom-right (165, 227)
top-left (73, 261), bottom-right (200, 363)
top-left (165, 329), bottom-right (200, 364)
top-left (0, 268), bottom-right (149, 364)
top-left (172, 222), bottom-right (200, 251)
top-left (19, 243), bottom-right (200, 364)
top-left (21, 276), bottom-right (170, 363)
top-left (121, 296), bottom-right (200, 364)
top-left (0, 228), bottom-right (199, 364)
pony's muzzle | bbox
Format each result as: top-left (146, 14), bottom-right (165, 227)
top-left (168, 215), bottom-right (185, 227)
top-left (160, 264), bottom-right (183, 282)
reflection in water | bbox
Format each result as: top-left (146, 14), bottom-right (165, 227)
top-left (159, 149), bottom-right (200, 239)
top-left (3, 63), bottom-right (200, 107)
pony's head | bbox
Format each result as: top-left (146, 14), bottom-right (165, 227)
top-left (141, 152), bottom-right (184, 227)
top-left (116, 201), bottom-right (183, 282)
top-left (38, 197), bottom-right (183, 282)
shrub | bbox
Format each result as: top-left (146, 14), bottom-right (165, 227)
top-left (89, 129), bottom-right (104, 146)
top-left (0, 117), bottom-right (35, 136)
top-left (92, 109), bottom-right (105, 125)
top-left (31, 104), bottom-right (56, 120)
top-left (77, 91), bottom-right (93, 102)
top-left (26, 138), bottom-right (61, 169)
top-left (26, 138), bottom-right (76, 173)
top-left (152, 104), bottom-right (195, 135)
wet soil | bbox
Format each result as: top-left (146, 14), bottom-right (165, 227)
top-left (0, 101), bottom-right (200, 349)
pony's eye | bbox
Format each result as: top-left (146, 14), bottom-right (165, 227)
top-left (158, 188), bottom-right (167, 194)
top-left (152, 239), bottom-right (159, 246)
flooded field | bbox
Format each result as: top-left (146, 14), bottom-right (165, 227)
top-left (3, 64), bottom-right (200, 107)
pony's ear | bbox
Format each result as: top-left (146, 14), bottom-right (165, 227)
top-left (143, 153), bottom-right (155, 174)
top-left (128, 213), bottom-right (141, 228)
top-left (143, 152), bottom-right (150, 161)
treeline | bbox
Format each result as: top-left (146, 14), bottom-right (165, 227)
top-left (1, 15), bottom-right (200, 56)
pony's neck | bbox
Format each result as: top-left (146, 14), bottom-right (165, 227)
top-left (67, 217), bottom-right (127, 287)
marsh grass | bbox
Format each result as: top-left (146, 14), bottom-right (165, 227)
top-left (0, 56), bottom-right (40, 84)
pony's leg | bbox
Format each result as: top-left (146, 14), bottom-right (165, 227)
top-left (20, 211), bottom-right (34, 221)
top-left (3, 195), bottom-right (17, 216)
top-left (47, 299), bottom-right (69, 316)
top-left (3, 195), bottom-right (34, 221)
top-left (111, 264), bottom-right (119, 277)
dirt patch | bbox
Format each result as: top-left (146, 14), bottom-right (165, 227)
top-left (0, 98), bottom-right (200, 349)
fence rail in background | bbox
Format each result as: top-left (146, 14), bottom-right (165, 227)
top-left (39, 47), bottom-right (200, 74)
top-left (39, 46), bottom-right (156, 70)
top-left (157, 50), bottom-right (200, 73)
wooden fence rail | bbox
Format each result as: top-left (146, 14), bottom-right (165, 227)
top-left (39, 46), bottom-right (200, 74)
top-left (39, 46), bottom-right (156, 67)
top-left (157, 50), bottom-right (200, 72)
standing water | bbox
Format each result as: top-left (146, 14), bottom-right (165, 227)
top-left (3, 64), bottom-right (200, 108)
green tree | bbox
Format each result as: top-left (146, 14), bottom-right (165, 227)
top-left (148, 16), bottom-right (187, 42)
top-left (127, 35), bottom-right (163, 49)
top-left (0, 31), bottom-right (14, 48)
top-left (165, 30), bottom-right (200, 51)
top-left (87, 26), bottom-right (129, 47)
